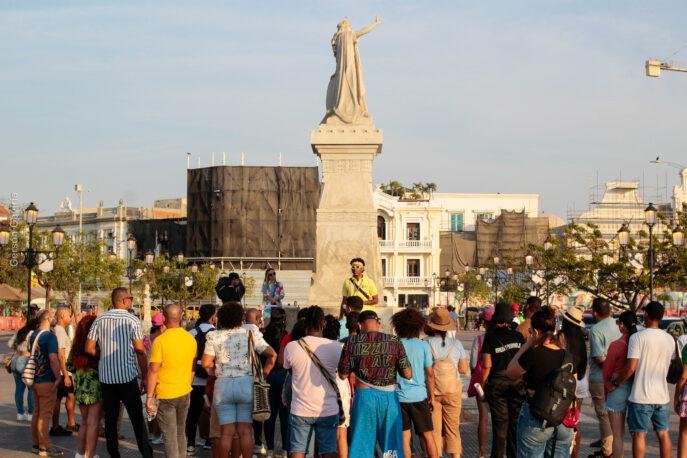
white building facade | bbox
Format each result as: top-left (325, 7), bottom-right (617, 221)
top-left (374, 189), bottom-right (540, 307)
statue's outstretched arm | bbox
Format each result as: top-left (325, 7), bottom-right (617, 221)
top-left (356, 16), bottom-right (381, 38)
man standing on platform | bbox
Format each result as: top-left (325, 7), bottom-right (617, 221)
top-left (341, 257), bottom-right (378, 311)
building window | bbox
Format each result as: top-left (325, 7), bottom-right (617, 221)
top-left (407, 259), bottom-right (420, 277)
top-left (381, 258), bottom-right (387, 276)
top-left (377, 215), bottom-right (387, 240)
top-left (450, 212), bottom-right (464, 232)
top-left (406, 222), bottom-right (420, 240)
top-left (476, 212), bottom-right (494, 223)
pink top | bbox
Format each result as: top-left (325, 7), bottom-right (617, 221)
top-left (603, 335), bottom-right (628, 387)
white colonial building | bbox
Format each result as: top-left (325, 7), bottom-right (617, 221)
top-left (374, 188), bottom-right (540, 307)
top-left (36, 198), bottom-right (186, 260)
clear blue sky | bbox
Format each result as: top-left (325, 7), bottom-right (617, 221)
top-left (2, 1), bottom-right (687, 217)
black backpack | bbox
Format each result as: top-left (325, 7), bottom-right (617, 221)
top-left (193, 326), bottom-right (211, 379)
top-left (529, 350), bottom-right (577, 428)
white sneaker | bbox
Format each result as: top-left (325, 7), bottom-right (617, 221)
top-left (26, 414), bottom-right (32, 422)
top-left (75, 453), bottom-right (85, 458)
top-left (253, 444), bottom-right (267, 455)
top-left (186, 445), bottom-right (196, 455)
top-left (16, 413), bottom-right (25, 421)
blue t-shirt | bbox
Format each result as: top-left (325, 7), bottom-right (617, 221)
top-left (396, 337), bottom-right (433, 403)
top-left (29, 330), bottom-right (58, 384)
top-left (339, 319), bottom-right (349, 340)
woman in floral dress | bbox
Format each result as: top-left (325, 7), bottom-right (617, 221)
top-left (69, 315), bottom-right (101, 458)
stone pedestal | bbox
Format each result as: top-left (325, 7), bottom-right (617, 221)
top-left (308, 125), bottom-right (383, 309)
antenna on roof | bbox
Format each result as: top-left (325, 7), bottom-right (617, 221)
top-left (197, 157), bottom-right (201, 168)
top-left (222, 152), bottom-right (226, 166)
top-left (241, 152), bottom-right (245, 166)
top-left (212, 151), bottom-right (215, 167)
top-left (186, 152), bottom-right (191, 169)
top-left (279, 152), bottom-right (283, 167)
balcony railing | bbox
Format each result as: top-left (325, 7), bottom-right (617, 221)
top-left (378, 240), bottom-right (433, 251)
top-left (383, 276), bottom-right (432, 288)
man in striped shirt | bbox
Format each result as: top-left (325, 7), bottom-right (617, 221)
top-left (86, 287), bottom-right (152, 458)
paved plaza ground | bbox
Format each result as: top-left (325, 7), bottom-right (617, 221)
top-left (0, 330), bottom-right (679, 457)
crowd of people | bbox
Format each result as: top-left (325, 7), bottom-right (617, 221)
top-left (5, 262), bottom-right (687, 458)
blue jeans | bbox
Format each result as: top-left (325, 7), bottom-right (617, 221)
top-left (516, 401), bottom-right (573, 457)
top-left (12, 357), bottom-right (34, 415)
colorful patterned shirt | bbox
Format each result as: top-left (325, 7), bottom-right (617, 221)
top-left (338, 331), bottom-right (410, 387)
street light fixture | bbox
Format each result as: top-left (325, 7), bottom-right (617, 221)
top-left (492, 255), bottom-right (500, 303)
top-left (525, 254), bottom-right (534, 267)
top-left (145, 250), bottom-right (155, 266)
top-left (644, 203), bottom-right (657, 300)
top-left (617, 224), bottom-right (630, 248)
top-left (126, 234), bottom-right (137, 291)
top-left (24, 202), bottom-right (39, 225)
top-left (673, 225), bottom-right (685, 247)
top-left (0, 203), bottom-right (63, 316)
top-left (0, 226), bottom-right (9, 246)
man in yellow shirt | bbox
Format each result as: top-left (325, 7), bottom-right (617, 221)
top-left (145, 304), bottom-right (197, 458)
top-left (341, 257), bottom-right (379, 312)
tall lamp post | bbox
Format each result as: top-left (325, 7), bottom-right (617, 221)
top-left (644, 203), bottom-right (657, 300)
top-left (525, 254), bottom-right (534, 294)
top-left (543, 238), bottom-right (553, 305)
top-left (493, 255), bottom-right (500, 303)
top-left (617, 223), bottom-right (630, 259)
top-left (126, 234), bottom-right (136, 291)
top-left (0, 203), bottom-right (65, 317)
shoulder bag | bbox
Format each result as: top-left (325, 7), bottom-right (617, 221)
top-left (348, 277), bottom-right (370, 300)
top-left (298, 338), bottom-right (346, 425)
top-left (22, 330), bottom-right (46, 387)
top-left (248, 330), bottom-right (271, 421)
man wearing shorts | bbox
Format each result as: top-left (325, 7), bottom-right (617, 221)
top-left (284, 306), bottom-right (342, 458)
top-left (612, 301), bottom-right (674, 458)
top-left (338, 310), bottom-right (412, 457)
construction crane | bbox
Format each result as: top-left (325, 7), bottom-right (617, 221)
top-left (646, 59), bottom-right (687, 77)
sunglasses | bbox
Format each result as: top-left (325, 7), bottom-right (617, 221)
top-left (268, 272), bottom-right (276, 276)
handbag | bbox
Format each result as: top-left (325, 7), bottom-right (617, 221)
top-left (248, 331), bottom-right (271, 422)
top-left (562, 400), bottom-right (580, 428)
top-left (467, 335), bottom-right (484, 397)
top-left (297, 338), bottom-right (346, 425)
top-left (4, 355), bottom-right (12, 374)
top-left (667, 338), bottom-right (682, 384)
top-left (22, 330), bottom-right (46, 387)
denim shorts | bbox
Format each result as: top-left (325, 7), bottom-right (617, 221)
top-left (627, 401), bottom-right (670, 433)
top-left (605, 381), bottom-right (631, 413)
top-left (213, 375), bottom-right (253, 425)
top-left (289, 413), bottom-right (339, 454)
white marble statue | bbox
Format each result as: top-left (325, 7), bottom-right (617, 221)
top-left (322, 17), bottom-right (381, 125)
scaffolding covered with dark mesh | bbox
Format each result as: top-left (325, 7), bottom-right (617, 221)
top-left (186, 166), bottom-right (320, 269)
top-left (475, 210), bottom-right (550, 266)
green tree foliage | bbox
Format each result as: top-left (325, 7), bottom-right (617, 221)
top-left (138, 258), bottom-right (217, 307)
top-left (39, 233), bottom-right (125, 313)
top-left (379, 181), bottom-right (438, 200)
top-left (530, 218), bottom-right (687, 311)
